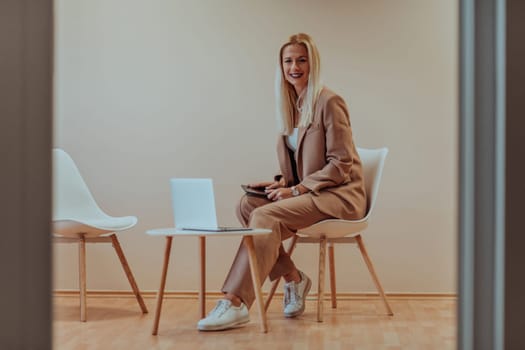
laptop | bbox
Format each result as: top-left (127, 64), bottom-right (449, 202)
top-left (170, 178), bottom-right (251, 232)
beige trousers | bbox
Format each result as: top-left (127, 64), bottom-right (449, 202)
top-left (221, 193), bottom-right (332, 308)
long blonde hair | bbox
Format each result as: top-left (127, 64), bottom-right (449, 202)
top-left (275, 33), bottom-right (323, 135)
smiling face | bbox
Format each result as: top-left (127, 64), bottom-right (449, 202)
top-left (281, 43), bottom-right (310, 95)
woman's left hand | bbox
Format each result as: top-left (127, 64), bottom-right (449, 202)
top-left (266, 187), bottom-right (293, 201)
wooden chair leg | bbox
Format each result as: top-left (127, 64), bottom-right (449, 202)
top-left (355, 235), bottom-right (393, 316)
top-left (199, 236), bottom-right (206, 318)
top-left (79, 234), bottom-right (87, 322)
top-left (152, 236), bottom-right (173, 335)
top-left (265, 278), bottom-right (280, 312)
top-left (110, 234), bottom-right (148, 314)
top-left (317, 236), bottom-right (327, 322)
top-left (264, 235), bottom-right (299, 311)
top-left (328, 243), bottom-right (337, 309)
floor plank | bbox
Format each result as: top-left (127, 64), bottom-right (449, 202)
top-left (53, 295), bottom-right (456, 349)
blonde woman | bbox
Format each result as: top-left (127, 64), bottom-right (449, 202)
top-left (198, 33), bottom-right (367, 331)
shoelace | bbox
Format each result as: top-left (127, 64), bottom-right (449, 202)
top-left (284, 282), bottom-right (300, 306)
top-left (209, 299), bottom-right (231, 318)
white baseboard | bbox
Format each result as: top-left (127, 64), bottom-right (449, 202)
top-left (53, 289), bottom-right (457, 300)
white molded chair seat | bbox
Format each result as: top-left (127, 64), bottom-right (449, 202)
top-left (53, 148), bottom-right (139, 238)
top-left (53, 217), bottom-right (138, 238)
top-left (265, 147), bottom-right (393, 322)
top-left (296, 218), bottom-right (368, 239)
top-left (52, 148), bottom-right (148, 321)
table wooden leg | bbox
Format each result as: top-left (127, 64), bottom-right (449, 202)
top-left (152, 236), bottom-right (173, 335)
top-left (199, 236), bottom-right (206, 319)
top-left (244, 236), bottom-right (268, 333)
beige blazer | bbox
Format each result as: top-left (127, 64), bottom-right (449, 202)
top-left (276, 87), bottom-right (367, 220)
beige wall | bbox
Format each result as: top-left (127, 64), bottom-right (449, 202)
top-left (53, 0), bottom-right (457, 294)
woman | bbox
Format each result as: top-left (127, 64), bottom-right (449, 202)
top-left (197, 33), bottom-right (367, 331)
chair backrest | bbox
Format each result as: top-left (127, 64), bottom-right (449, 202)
top-left (356, 147), bottom-right (389, 220)
top-left (53, 148), bottom-right (106, 220)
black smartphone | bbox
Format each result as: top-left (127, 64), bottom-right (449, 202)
top-left (241, 184), bottom-right (267, 197)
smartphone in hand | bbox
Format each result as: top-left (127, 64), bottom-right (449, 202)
top-left (241, 184), bottom-right (267, 197)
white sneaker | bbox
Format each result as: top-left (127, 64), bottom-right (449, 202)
top-left (283, 270), bottom-right (312, 318)
top-left (197, 299), bottom-right (250, 331)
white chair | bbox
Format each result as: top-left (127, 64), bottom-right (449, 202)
top-left (52, 148), bottom-right (148, 321)
top-left (264, 147), bottom-right (393, 321)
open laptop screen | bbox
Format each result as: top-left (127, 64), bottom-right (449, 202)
top-left (170, 178), bottom-right (250, 232)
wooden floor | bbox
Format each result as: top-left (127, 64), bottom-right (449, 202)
top-left (53, 294), bottom-right (456, 350)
